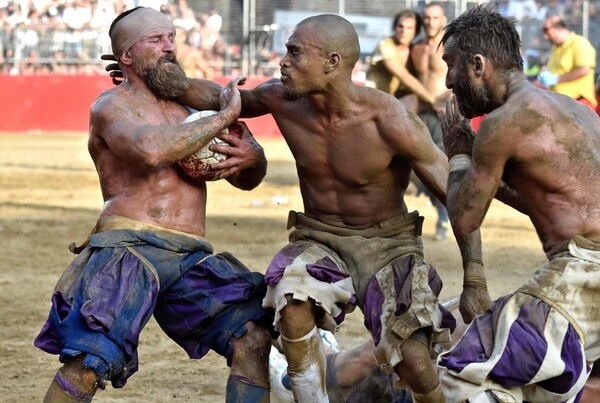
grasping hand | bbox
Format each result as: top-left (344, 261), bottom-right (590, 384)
top-left (459, 261), bottom-right (492, 323)
top-left (209, 121), bottom-right (265, 180)
top-left (438, 96), bottom-right (476, 159)
top-left (101, 54), bottom-right (122, 86)
top-left (219, 76), bottom-right (246, 121)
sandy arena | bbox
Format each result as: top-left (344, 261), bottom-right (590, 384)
top-left (0, 132), bottom-right (546, 402)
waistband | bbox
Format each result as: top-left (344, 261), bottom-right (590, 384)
top-left (69, 215), bottom-right (204, 254)
top-left (287, 210), bottom-right (424, 238)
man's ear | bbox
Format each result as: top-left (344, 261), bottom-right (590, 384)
top-left (324, 52), bottom-right (340, 73)
top-left (120, 51), bottom-right (133, 66)
top-left (473, 54), bottom-right (487, 79)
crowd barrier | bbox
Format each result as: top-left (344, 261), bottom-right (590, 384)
top-left (0, 75), bottom-right (283, 138)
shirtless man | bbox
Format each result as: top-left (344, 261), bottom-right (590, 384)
top-left (436, 4), bottom-right (600, 402)
top-left (365, 9), bottom-right (435, 107)
top-left (106, 13), bottom-right (490, 402)
top-left (409, 1), bottom-right (451, 240)
top-left (178, 14), bottom-right (490, 403)
top-left (35, 7), bottom-right (273, 402)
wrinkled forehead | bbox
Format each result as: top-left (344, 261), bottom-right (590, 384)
top-left (110, 7), bottom-right (174, 59)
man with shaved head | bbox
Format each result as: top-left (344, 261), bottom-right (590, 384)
top-left (183, 13), bottom-right (489, 402)
top-left (35, 7), bottom-right (273, 402)
top-left (105, 12), bottom-right (490, 402)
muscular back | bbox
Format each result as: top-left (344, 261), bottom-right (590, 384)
top-left (478, 80), bottom-right (600, 251)
top-left (245, 82), bottom-right (448, 228)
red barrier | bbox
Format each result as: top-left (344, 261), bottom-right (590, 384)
top-left (0, 74), bottom-right (282, 138)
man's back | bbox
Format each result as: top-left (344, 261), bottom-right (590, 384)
top-left (479, 78), bottom-right (600, 251)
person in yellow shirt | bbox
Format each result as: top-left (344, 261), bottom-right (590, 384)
top-left (538, 16), bottom-right (597, 110)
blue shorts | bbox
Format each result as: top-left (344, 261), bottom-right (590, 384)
top-left (34, 228), bottom-right (273, 388)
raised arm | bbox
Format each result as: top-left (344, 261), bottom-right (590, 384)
top-left (383, 59), bottom-right (436, 106)
top-left (440, 98), bottom-right (506, 235)
top-left (91, 77), bottom-right (243, 167)
top-left (101, 53), bottom-right (273, 118)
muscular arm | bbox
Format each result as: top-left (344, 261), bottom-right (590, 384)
top-left (446, 127), bottom-right (507, 236)
top-left (92, 89), bottom-right (240, 167)
top-left (178, 77), bottom-right (275, 118)
top-left (177, 78), bottom-right (223, 111)
top-left (387, 99), bottom-right (491, 322)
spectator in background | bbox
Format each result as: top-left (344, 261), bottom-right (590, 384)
top-left (365, 9), bottom-right (436, 107)
top-left (206, 7), bottom-right (222, 36)
top-left (61, 0), bottom-right (92, 72)
top-left (409, 1), bottom-right (452, 240)
top-left (538, 15), bottom-right (598, 111)
top-left (174, 26), bottom-right (213, 79)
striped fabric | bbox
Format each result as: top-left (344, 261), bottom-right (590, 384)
top-left (439, 293), bottom-right (589, 402)
top-left (438, 236), bottom-right (600, 402)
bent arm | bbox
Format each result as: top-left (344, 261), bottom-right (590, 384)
top-left (92, 97), bottom-right (237, 167)
top-left (386, 106), bottom-right (491, 320)
top-left (495, 181), bottom-right (530, 215)
top-left (383, 59), bottom-right (435, 105)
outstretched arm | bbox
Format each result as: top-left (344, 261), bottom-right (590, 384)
top-left (385, 99), bottom-right (492, 322)
top-left (101, 53), bottom-right (272, 117)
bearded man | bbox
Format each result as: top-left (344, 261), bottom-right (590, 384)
top-left (34, 7), bottom-right (273, 402)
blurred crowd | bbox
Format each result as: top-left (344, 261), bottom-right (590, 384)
top-left (0, 0), bottom-right (599, 79)
top-left (0, 0), bottom-right (234, 76)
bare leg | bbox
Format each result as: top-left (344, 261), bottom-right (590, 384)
top-left (227, 321), bottom-right (272, 403)
top-left (394, 337), bottom-right (445, 403)
top-left (43, 355), bottom-right (99, 403)
top-left (280, 296), bottom-right (328, 402)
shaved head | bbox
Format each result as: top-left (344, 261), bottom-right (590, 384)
top-left (296, 14), bottom-right (360, 69)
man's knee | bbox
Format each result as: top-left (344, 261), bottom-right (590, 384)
top-left (231, 321), bottom-right (272, 357)
top-left (396, 339), bottom-right (439, 392)
top-left (280, 295), bottom-right (317, 337)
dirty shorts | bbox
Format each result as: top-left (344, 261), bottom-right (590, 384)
top-left (34, 216), bottom-right (273, 389)
top-left (438, 236), bottom-right (600, 402)
top-left (263, 211), bottom-right (455, 374)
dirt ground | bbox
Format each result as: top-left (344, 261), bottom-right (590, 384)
top-left (0, 132), bottom-right (547, 402)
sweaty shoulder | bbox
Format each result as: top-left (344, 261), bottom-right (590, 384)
top-left (358, 85), bottom-right (406, 116)
top-left (252, 78), bottom-right (285, 103)
top-left (90, 86), bottom-right (128, 119)
top-left (356, 85), bottom-right (426, 147)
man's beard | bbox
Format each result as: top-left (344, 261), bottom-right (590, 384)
top-left (453, 74), bottom-right (491, 119)
top-left (133, 56), bottom-right (189, 99)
